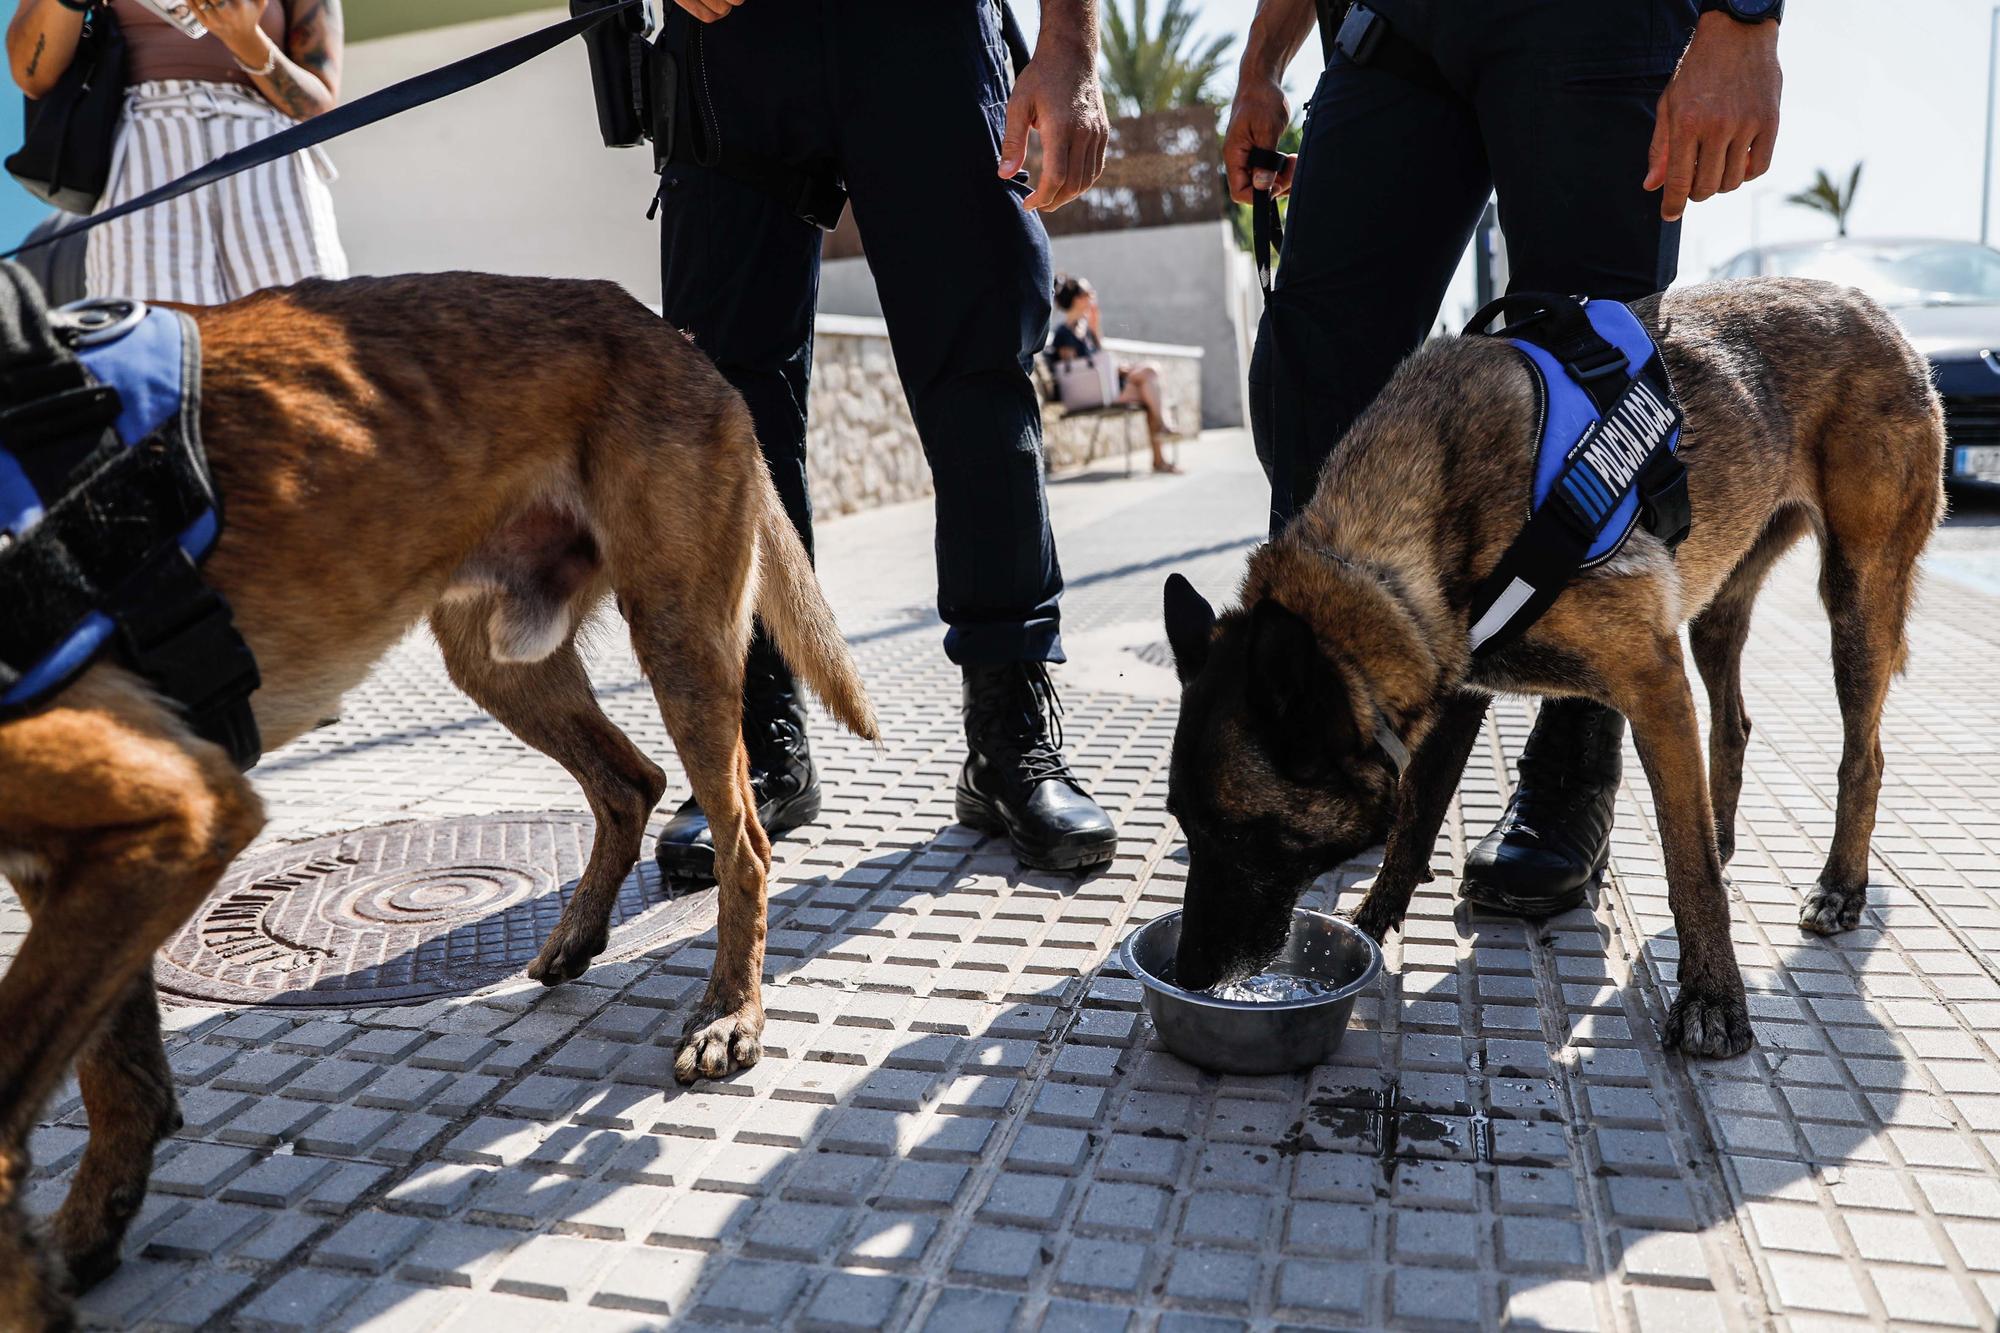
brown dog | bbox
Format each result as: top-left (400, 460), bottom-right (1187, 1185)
top-left (0, 273), bottom-right (877, 1328)
top-left (1163, 277), bottom-right (1944, 1061)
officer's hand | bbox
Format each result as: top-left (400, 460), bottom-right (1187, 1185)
top-left (1224, 74), bottom-right (1294, 205)
top-left (674, 0), bottom-right (744, 22)
top-left (999, 47), bottom-right (1109, 213)
top-left (1646, 12), bottom-right (1781, 221)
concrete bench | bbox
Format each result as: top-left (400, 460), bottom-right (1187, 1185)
top-left (803, 315), bottom-right (1204, 517)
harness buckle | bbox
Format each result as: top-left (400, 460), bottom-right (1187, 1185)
top-left (1568, 345), bottom-right (1629, 382)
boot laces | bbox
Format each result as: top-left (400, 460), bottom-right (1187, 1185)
top-left (976, 664), bottom-right (1078, 788)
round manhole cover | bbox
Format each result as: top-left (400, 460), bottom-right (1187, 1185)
top-left (156, 814), bottom-right (708, 1007)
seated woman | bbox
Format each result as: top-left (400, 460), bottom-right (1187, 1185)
top-left (1050, 274), bottom-right (1183, 475)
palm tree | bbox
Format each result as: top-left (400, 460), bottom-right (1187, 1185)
top-left (1100, 0), bottom-right (1237, 118)
top-left (1787, 163), bottom-right (1863, 237)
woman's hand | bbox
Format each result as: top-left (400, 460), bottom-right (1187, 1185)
top-left (195, 0), bottom-right (342, 120)
top-left (193, 0), bottom-right (275, 65)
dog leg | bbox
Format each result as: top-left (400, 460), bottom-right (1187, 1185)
top-left (0, 676), bottom-right (264, 1325)
top-left (1799, 536), bottom-right (1917, 935)
top-left (432, 601), bottom-right (667, 985)
top-left (625, 604), bottom-right (768, 1083)
top-left (46, 978), bottom-right (181, 1291)
top-left (1688, 601), bottom-right (1754, 866)
top-left (1352, 692), bottom-right (1489, 942)
top-left (1689, 507), bottom-right (1810, 865)
top-left (0, 1196), bottom-right (70, 1333)
top-left (1613, 640), bottom-right (1753, 1059)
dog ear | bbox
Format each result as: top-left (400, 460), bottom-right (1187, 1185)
top-left (1163, 573), bottom-right (1216, 683)
top-left (1245, 598), bottom-right (1361, 780)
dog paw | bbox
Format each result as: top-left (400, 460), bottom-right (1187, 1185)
top-left (1349, 899), bottom-right (1400, 944)
top-left (527, 926), bottom-right (608, 987)
top-left (674, 1005), bottom-right (764, 1084)
top-left (1663, 986), bottom-right (1754, 1059)
top-left (47, 1185), bottom-right (142, 1295)
top-left (1798, 881), bottom-right (1865, 935)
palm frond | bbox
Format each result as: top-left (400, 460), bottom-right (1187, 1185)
top-left (1098, 0), bottom-right (1236, 116)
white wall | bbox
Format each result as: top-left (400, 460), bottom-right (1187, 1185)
top-left (818, 220), bottom-right (1253, 430)
top-left (332, 9), bottom-right (663, 301)
top-left (334, 14), bottom-right (1251, 428)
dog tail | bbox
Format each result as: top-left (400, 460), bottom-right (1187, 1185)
top-left (753, 472), bottom-right (880, 743)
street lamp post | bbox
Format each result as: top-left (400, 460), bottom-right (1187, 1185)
top-left (1986, 3), bottom-right (1999, 244)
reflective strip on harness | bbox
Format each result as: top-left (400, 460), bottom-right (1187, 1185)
top-left (1462, 294), bottom-right (1690, 659)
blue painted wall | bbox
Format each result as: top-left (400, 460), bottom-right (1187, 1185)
top-left (0, 1), bottom-right (55, 245)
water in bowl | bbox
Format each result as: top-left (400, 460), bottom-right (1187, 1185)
top-left (1206, 971), bottom-right (1339, 1003)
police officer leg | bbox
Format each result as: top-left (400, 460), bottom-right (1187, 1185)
top-left (654, 160), bottom-right (827, 883)
top-left (1253, 47), bottom-right (1491, 535)
top-left (832, 2), bottom-right (1114, 872)
top-left (1457, 0), bottom-right (1696, 917)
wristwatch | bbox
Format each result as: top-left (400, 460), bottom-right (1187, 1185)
top-left (1698, 0), bottom-right (1782, 23)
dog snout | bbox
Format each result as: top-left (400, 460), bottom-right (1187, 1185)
top-left (1173, 922), bottom-right (1226, 992)
top-left (1172, 865), bottom-right (1239, 991)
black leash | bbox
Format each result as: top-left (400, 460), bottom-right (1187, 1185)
top-left (6, 0), bottom-right (643, 259)
top-left (1247, 145), bottom-right (1285, 296)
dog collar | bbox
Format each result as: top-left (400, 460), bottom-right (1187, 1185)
top-left (1373, 710), bottom-right (1410, 777)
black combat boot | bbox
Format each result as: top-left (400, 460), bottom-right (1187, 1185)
top-left (956, 662), bottom-right (1118, 872)
top-left (654, 632), bottom-right (820, 884)
top-left (1460, 698), bottom-right (1625, 917)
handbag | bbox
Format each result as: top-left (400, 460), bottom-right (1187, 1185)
top-left (1053, 353), bottom-right (1119, 411)
top-left (5, 5), bottom-right (129, 215)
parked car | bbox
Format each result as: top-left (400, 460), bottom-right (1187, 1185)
top-left (1713, 238), bottom-right (2000, 492)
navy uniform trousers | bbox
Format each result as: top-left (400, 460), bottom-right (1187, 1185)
top-left (658, 0), bottom-right (1063, 665)
top-left (1255, 0), bottom-right (1699, 529)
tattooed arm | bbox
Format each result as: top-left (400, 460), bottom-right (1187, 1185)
top-left (7, 0), bottom-right (88, 99)
top-left (204, 0), bottom-right (341, 119)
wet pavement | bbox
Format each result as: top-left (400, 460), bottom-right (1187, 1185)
top-left (8, 436), bottom-right (2000, 1331)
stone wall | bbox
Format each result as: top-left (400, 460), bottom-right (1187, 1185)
top-left (805, 314), bottom-right (1203, 519)
top-left (818, 220), bottom-right (1252, 429)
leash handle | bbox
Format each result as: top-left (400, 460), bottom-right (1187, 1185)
top-left (6, 0), bottom-right (644, 259)
top-left (1247, 145), bottom-right (1286, 297)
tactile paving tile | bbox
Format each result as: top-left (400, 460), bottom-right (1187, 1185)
top-left (8, 440), bottom-right (2000, 1333)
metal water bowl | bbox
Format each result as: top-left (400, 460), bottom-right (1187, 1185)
top-left (1119, 908), bottom-right (1382, 1075)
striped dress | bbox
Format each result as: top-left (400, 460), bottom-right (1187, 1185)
top-left (84, 6), bottom-right (346, 305)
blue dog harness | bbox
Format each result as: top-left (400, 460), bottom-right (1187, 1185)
top-left (0, 263), bottom-right (261, 766)
top-left (1462, 293), bottom-right (1691, 658)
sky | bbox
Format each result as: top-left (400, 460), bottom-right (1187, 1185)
top-left (1027, 0), bottom-right (2000, 283)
